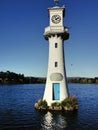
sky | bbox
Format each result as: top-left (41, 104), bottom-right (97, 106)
top-left (0, 0), bottom-right (98, 78)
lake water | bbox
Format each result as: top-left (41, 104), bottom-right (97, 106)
top-left (0, 84), bottom-right (98, 130)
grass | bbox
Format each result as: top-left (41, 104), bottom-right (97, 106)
top-left (34, 96), bottom-right (78, 111)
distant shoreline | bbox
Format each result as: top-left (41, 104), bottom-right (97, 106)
top-left (0, 71), bottom-right (98, 85)
top-left (0, 71), bottom-right (45, 85)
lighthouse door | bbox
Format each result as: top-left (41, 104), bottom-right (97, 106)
top-left (53, 83), bottom-right (60, 100)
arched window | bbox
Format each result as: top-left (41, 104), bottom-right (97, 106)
top-left (55, 43), bottom-right (58, 48)
top-left (55, 62), bottom-right (58, 67)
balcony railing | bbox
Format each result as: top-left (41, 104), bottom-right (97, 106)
top-left (44, 26), bottom-right (69, 40)
top-left (44, 26), bottom-right (68, 34)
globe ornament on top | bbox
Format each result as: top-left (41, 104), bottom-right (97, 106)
top-left (54, 0), bottom-right (59, 5)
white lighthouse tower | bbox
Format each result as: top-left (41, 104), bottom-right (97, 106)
top-left (43, 0), bottom-right (69, 106)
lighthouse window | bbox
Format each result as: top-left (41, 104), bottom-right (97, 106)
top-left (55, 43), bottom-right (58, 48)
top-left (55, 62), bottom-right (58, 67)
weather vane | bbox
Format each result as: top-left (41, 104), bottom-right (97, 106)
top-left (54, 0), bottom-right (59, 5)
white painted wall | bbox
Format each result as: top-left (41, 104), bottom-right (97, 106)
top-left (43, 6), bottom-right (69, 106)
top-left (43, 35), bottom-right (68, 106)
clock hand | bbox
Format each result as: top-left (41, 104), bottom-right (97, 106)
top-left (55, 17), bottom-right (59, 20)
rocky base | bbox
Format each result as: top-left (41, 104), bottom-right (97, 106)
top-left (34, 96), bottom-right (78, 111)
top-left (34, 104), bottom-right (78, 111)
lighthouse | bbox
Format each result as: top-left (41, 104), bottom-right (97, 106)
top-left (43, 0), bottom-right (69, 106)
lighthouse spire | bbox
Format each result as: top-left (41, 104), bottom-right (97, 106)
top-left (54, 0), bottom-right (59, 5)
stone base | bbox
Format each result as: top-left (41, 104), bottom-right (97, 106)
top-left (34, 96), bottom-right (78, 111)
top-left (34, 103), bottom-right (78, 111)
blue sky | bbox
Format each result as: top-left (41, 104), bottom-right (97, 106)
top-left (0, 0), bottom-right (98, 78)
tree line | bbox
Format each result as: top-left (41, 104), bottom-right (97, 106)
top-left (0, 71), bottom-right (45, 84)
top-left (0, 71), bottom-right (98, 85)
top-left (67, 77), bottom-right (98, 84)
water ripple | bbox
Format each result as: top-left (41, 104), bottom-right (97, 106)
top-left (0, 84), bottom-right (98, 130)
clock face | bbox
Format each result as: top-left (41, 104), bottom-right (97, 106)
top-left (51, 15), bottom-right (61, 24)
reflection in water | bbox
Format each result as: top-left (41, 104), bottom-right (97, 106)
top-left (41, 112), bottom-right (54, 129)
top-left (41, 111), bottom-right (67, 130)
